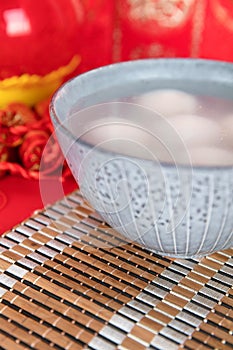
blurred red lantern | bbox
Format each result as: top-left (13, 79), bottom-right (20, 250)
top-left (0, 0), bottom-right (84, 107)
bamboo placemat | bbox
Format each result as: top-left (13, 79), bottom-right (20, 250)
top-left (0, 190), bottom-right (232, 350)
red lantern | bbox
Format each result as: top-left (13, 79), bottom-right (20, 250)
top-left (0, 0), bottom-right (84, 107)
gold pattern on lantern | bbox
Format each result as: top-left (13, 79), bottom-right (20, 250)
top-left (212, 0), bottom-right (233, 31)
top-left (127, 0), bottom-right (194, 27)
top-left (130, 43), bottom-right (175, 59)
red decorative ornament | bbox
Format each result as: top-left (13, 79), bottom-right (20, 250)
top-left (0, 0), bottom-right (84, 107)
top-left (0, 101), bottom-right (71, 180)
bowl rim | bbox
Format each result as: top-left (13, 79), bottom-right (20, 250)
top-left (50, 58), bottom-right (233, 171)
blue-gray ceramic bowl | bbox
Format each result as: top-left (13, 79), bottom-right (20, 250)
top-left (50, 59), bottom-right (233, 258)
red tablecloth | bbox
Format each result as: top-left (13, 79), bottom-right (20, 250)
top-left (0, 175), bottom-right (77, 235)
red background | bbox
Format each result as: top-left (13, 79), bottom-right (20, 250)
top-left (1, 0), bottom-right (233, 234)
